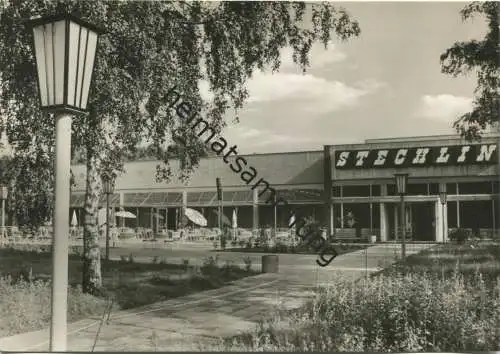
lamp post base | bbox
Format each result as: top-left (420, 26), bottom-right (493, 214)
top-left (50, 113), bottom-right (73, 352)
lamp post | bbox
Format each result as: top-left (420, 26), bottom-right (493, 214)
top-left (102, 176), bottom-right (114, 261)
top-left (28, 14), bottom-right (102, 352)
top-left (216, 177), bottom-right (222, 243)
top-left (394, 173), bottom-right (409, 258)
top-left (439, 184), bottom-right (447, 243)
top-left (0, 185), bottom-right (7, 242)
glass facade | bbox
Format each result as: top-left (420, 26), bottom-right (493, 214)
top-left (458, 182), bottom-right (492, 195)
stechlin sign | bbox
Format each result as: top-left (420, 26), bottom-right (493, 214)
top-left (335, 143), bottom-right (497, 169)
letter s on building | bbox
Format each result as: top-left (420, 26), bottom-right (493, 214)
top-left (336, 152), bottom-right (350, 167)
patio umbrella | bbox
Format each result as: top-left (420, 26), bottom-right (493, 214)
top-left (98, 208), bottom-right (107, 227)
top-left (289, 214), bottom-right (296, 246)
top-left (184, 208), bottom-right (207, 227)
top-left (213, 209), bottom-right (231, 226)
top-left (71, 210), bottom-right (78, 227)
top-left (153, 213), bottom-right (164, 220)
top-left (232, 209), bottom-right (238, 229)
top-left (115, 210), bottom-right (136, 218)
top-left (288, 214), bottom-right (296, 229)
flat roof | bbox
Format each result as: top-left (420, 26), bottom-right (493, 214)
top-left (364, 132), bottom-right (500, 144)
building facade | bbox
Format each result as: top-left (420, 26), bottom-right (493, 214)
top-left (69, 133), bottom-right (499, 242)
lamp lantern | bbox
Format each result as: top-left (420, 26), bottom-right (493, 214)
top-left (27, 13), bottom-right (103, 352)
top-left (439, 183), bottom-right (447, 205)
top-left (0, 186), bottom-right (8, 200)
top-left (395, 173), bottom-right (409, 195)
top-left (29, 14), bottom-right (102, 114)
top-left (103, 177), bottom-right (115, 195)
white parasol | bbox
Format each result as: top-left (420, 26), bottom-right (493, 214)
top-left (71, 210), bottom-right (78, 227)
top-left (289, 214), bottom-right (296, 246)
top-left (98, 208), bottom-right (107, 227)
top-left (232, 209), bottom-right (237, 229)
top-left (115, 210), bottom-right (136, 218)
top-left (184, 207), bottom-right (207, 227)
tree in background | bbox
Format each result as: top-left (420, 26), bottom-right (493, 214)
top-left (0, 1), bottom-right (360, 295)
top-left (440, 1), bottom-right (499, 139)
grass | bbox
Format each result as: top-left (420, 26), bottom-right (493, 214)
top-left (216, 242), bottom-right (500, 352)
top-left (0, 246), bottom-right (258, 338)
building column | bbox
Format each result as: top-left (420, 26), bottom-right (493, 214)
top-left (443, 201), bottom-right (449, 242)
top-left (380, 184), bottom-right (388, 241)
top-left (155, 208), bottom-right (159, 233)
top-left (330, 203), bottom-right (335, 236)
top-left (435, 200), bottom-right (444, 243)
top-left (323, 145), bottom-right (333, 238)
top-left (394, 203), bottom-right (399, 241)
top-left (339, 185), bottom-right (344, 228)
top-left (252, 188), bottom-right (259, 232)
top-left (380, 204), bottom-right (388, 242)
top-left (119, 192), bottom-right (124, 227)
top-left (181, 190), bottom-right (187, 228)
top-left (150, 207), bottom-right (154, 230)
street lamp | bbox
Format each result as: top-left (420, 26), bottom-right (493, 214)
top-left (439, 184), bottom-right (447, 243)
top-left (28, 13), bottom-right (103, 352)
top-left (102, 176), bottom-right (114, 261)
top-left (394, 173), bottom-right (409, 258)
top-left (0, 185), bottom-right (7, 242)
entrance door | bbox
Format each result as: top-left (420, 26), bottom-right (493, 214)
top-left (411, 202), bottom-right (435, 241)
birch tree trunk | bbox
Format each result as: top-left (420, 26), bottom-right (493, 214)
top-left (82, 149), bottom-right (103, 294)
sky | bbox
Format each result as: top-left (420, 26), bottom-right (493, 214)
top-left (0, 1), bottom-right (490, 158)
top-left (217, 1), bottom-right (489, 154)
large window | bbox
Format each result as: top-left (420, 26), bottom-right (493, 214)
top-left (342, 185), bottom-right (371, 197)
top-left (333, 185), bottom-right (381, 198)
top-left (446, 183), bottom-right (457, 194)
top-left (387, 183), bottom-right (438, 196)
top-left (406, 184), bottom-right (428, 196)
top-left (342, 203), bottom-right (372, 228)
top-left (447, 201), bottom-right (458, 228)
top-left (274, 189), bottom-right (324, 204)
top-left (460, 201), bottom-right (493, 228)
top-left (458, 182), bottom-right (492, 195)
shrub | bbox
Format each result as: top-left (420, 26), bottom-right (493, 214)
top-left (243, 256), bottom-right (252, 272)
top-left (201, 256), bottom-right (220, 276)
top-left (448, 228), bottom-right (470, 244)
top-left (0, 277), bottom-right (107, 337)
top-left (223, 271), bottom-right (500, 351)
top-left (274, 242), bottom-right (289, 253)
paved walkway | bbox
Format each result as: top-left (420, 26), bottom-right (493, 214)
top-left (0, 243), bottom-right (434, 351)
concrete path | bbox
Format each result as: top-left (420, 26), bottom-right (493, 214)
top-left (0, 243), bottom-right (434, 351)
